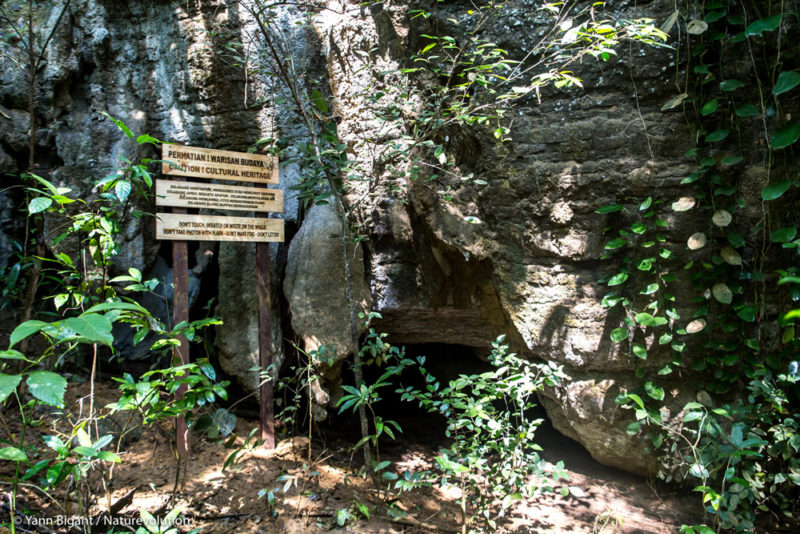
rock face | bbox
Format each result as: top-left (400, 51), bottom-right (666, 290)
top-left (1, 0), bottom-right (756, 476)
top-left (284, 203), bottom-right (372, 358)
top-left (318, 0), bottom-right (696, 475)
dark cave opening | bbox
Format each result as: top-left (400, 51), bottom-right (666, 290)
top-left (324, 341), bottom-right (623, 481)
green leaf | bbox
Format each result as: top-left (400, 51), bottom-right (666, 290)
top-left (607, 273), bottom-right (629, 286)
top-left (639, 197), bottom-right (652, 210)
top-left (727, 232), bottom-right (746, 248)
top-left (771, 122), bottom-right (800, 149)
top-left (595, 204), bottom-right (623, 214)
top-left (62, 314), bottom-right (114, 346)
top-left (28, 197), bottom-right (52, 214)
top-left (719, 79), bottom-right (745, 91)
top-left (0, 350), bottom-right (31, 362)
top-left (721, 155), bottom-right (743, 166)
top-left (641, 283), bottom-right (659, 295)
top-left (115, 180), bottom-right (132, 202)
top-left (771, 227), bottom-right (797, 243)
top-left (773, 70), bottom-right (800, 95)
top-left (605, 237), bottom-right (627, 250)
top-left (737, 306), bottom-right (757, 322)
top-left (101, 111), bottom-right (134, 138)
top-left (9, 320), bottom-right (49, 347)
top-left (700, 99), bottom-right (719, 116)
top-left (0, 374), bottom-right (22, 404)
top-left (84, 301), bottom-right (148, 314)
top-left (610, 328), bottom-right (628, 342)
top-left (635, 313), bottom-right (668, 327)
top-left (761, 180), bottom-right (792, 201)
top-left (0, 446), bottom-right (28, 463)
top-left (72, 446), bottom-right (99, 458)
top-left (735, 103), bottom-right (760, 117)
top-left (136, 133), bottom-right (160, 145)
top-left (644, 381), bottom-right (665, 401)
top-left (310, 89), bottom-right (329, 114)
top-left (632, 344), bottom-right (647, 359)
top-left (26, 371), bottom-right (68, 408)
top-left (744, 14), bottom-right (782, 37)
top-left (705, 129), bottom-right (729, 142)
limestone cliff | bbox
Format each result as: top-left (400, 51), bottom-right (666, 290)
top-left (2, 0), bottom-right (795, 477)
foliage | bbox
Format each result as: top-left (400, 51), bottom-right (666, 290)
top-left (0, 116), bottom-right (227, 531)
top-left (398, 336), bottom-right (568, 532)
top-left (597, 1), bottom-right (800, 531)
top-left (336, 312), bottom-right (410, 480)
top-left (362, 0), bottom-right (670, 198)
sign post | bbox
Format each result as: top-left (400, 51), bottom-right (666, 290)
top-left (157, 144), bottom-right (283, 469)
top-left (256, 236), bottom-right (274, 448)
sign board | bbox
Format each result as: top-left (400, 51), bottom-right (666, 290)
top-left (155, 179), bottom-right (283, 212)
top-left (156, 213), bottom-right (284, 242)
top-left (161, 145), bottom-right (279, 184)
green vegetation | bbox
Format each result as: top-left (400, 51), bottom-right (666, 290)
top-left (597, 1), bottom-right (800, 531)
top-left (1, 0), bottom-right (797, 532)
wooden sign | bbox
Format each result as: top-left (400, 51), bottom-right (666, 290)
top-left (161, 144), bottom-right (279, 184)
top-left (155, 179), bottom-right (283, 212)
top-left (156, 213), bottom-right (284, 242)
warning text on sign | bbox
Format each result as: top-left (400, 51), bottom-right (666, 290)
top-left (156, 213), bottom-right (284, 242)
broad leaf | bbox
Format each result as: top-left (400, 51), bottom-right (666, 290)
top-left (0, 374), bottom-right (22, 404)
top-left (700, 99), bottom-right (718, 116)
top-left (62, 314), bottom-right (113, 346)
top-left (28, 197), bottom-right (52, 214)
top-left (310, 89), bottom-right (329, 114)
top-left (735, 103), bottom-right (760, 117)
top-left (0, 446), bottom-right (28, 463)
top-left (595, 204), bottom-right (623, 214)
top-left (687, 232), bottom-right (707, 250)
top-left (0, 350), bottom-right (31, 362)
top-left (607, 273), bottom-right (629, 286)
top-left (771, 227), bottom-right (797, 243)
top-left (644, 381), bottom-right (665, 401)
top-left (114, 180), bottom-right (132, 202)
top-left (712, 210), bottom-right (732, 227)
top-left (9, 320), bottom-right (49, 347)
top-left (705, 129), bottom-right (729, 142)
top-left (771, 122), bottom-right (800, 149)
top-left (744, 14), bottom-right (782, 37)
top-left (26, 371), bottom-right (68, 408)
top-left (761, 180), bottom-right (792, 201)
top-left (773, 70), bottom-right (800, 95)
top-left (610, 328), bottom-right (628, 342)
top-left (719, 79), bottom-right (744, 91)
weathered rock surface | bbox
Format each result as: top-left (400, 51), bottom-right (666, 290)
top-left (319, 0), bottom-right (698, 475)
top-left (284, 202), bottom-right (371, 359)
top-left (4, 0), bottom-right (773, 477)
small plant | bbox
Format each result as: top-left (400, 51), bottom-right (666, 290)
top-left (399, 335), bottom-right (568, 532)
top-left (336, 312), bottom-right (411, 481)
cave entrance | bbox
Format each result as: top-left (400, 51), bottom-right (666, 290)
top-left (333, 341), bottom-right (610, 480)
top-left (359, 342), bottom-right (493, 443)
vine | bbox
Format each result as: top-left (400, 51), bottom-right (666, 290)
top-left (599, 1), bottom-right (799, 531)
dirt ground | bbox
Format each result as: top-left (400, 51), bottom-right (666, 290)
top-left (1, 382), bottom-right (701, 534)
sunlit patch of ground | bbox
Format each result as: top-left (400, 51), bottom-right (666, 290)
top-left (1, 382), bottom-right (700, 533)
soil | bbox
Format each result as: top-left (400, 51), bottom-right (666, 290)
top-left (0, 381), bottom-right (702, 534)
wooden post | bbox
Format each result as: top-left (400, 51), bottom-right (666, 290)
top-left (256, 237), bottom-right (275, 449)
top-left (172, 208), bottom-right (190, 479)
